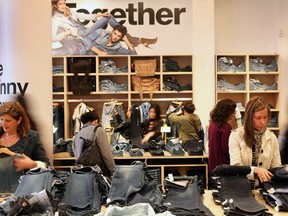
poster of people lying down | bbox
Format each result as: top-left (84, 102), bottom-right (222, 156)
top-left (51, 0), bottom-right (192, 56)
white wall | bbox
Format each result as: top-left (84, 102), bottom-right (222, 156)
top-left (215, 0), bottom-right (278, 54)
top-left (214, 0), bottom-right (287, 130)
top-left (192, 0), bottom-right (215, 127)
top-left (0, 0), bottom-right (53, 163)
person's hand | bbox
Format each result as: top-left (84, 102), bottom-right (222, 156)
top-left (101, 12), bottom-right (110, 17)
top-left (141, 135), bottom-right (150, 144)
top-left (175, 108), bottom-right (183, 115)
top-left (98, 50), bottom-right (109, 56)
top-left (14, 154), bottom-right (37, 172)
top-left (113, 108), bottom-right (119, 116)
top-left (254, 167), bottom-right (273, 182)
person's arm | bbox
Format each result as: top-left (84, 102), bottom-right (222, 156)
top-left (122, 35), bottom-right (136, 52)
top-left (72, 10), bottom-right (98, 21)
top-left (110, 113), bottom-right (123, 128)
top-left (72, 134), bottom-right (82, 159)
top-left (229, 129), bottom-right (256, 180)
top-left (97, 128), bottom-right (115, 176)
top-left (141, 120), bottom-right (163, 143)
top-left (168, 112), bottom-right (185, 124)
top-left (113, 119), bottom-right (130, 134)
top-left (15, 131), bottom-right (50, 171)
top-left (228, 129), bottom-right (243, 166)
top-left (81, 29), bottom-right (109, 55)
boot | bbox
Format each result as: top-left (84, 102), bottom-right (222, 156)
top-left (126, 34), bottom-right (158, 48)
top-left (140, 37), bottom-right (158, 48)
top-left (126, 33), bottom-right (141, 47)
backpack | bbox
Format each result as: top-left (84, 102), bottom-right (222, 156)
top-left (131, 76), bottom-right (160, 101)
top-left (68, 57), bottom-right (96, 95)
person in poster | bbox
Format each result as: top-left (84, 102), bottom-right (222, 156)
top-left (51, 0), bottom-right (158, 55)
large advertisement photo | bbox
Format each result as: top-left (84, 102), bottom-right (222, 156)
top-left (52, 0), bottom-right (192, 56)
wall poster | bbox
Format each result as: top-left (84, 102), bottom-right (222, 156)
top-left (52, 0), bottom-right (192, 56)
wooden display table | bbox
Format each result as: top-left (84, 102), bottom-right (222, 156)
top-left (54, 151), bottom-right (209, 189)
top-left (203, 190), bottom-right (286, 216)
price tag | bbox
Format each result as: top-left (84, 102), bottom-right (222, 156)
top-left (168, 173), bottom-right (174, 182)
top-left (161, 125), bottom-right (171, 133)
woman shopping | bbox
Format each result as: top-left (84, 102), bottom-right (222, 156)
top-left (0, 101), bottom-right (50, 192)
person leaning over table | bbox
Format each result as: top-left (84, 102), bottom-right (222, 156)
top-left (0, 101), bottom-right (50, 192)
top-left (229, 96), bottom-right (281, 186)
top-left (140, 104), bottom-right (164, 145)
top-left (168, 101), bottom-right (202, 142)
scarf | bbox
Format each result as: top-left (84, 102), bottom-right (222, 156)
top-left (252, 127), bottom-right (266, 166)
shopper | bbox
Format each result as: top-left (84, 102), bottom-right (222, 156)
top-left (110, 104), bottom-right (138, 141)
top-left (278, 123), bottom-right (288, 164)
top-left (208, 98), bottom-right (236, 173)
top-left (0, 101), bottom-right (50, 192)
top-left (229, 96), bottom-right (281, 185)
top-left (51, 0), bottom-right (157, 55)
top-left (141, 104), bottom-right (164, 145)
top-left (168, 101), bottom-right (202, 142)
top-left (72, 111), bottom-right (115, 177)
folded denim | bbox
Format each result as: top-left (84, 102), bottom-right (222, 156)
top-left (164, 141), bottom-right (185, 156)
top-left (10, 190), bottom-right (54, 216)
top-left (217, 57), bottom-right (246, 72)
top-left (182, 140), bottom-right (203, 156)
top-left (212, 164), bottom-right (251, 176)
top-left (149, 148), bottom-right (164, 156)
top-left (129, 148), bottom-right (145, 156)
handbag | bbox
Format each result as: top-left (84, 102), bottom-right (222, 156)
top-left (131, 76), bottom-right (160, 101)
top-left (75, 126), bottom-right (109, 176)
top-left (183, 140), bottom-right (204, 155)
top-left (133, 59), bottom-right (157, 77)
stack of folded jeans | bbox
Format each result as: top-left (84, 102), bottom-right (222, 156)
top-left (164, 138), bottom-right (185, 156)
top-left (58, 166), bottom-right (102, 215)
top-left (249, 58), bottom-right (278, 72)
top-left (110, 142), bottom-right (131, 157)
top-left (217, 57), bottom-right (246, 72)
top-left (0, 167), bottom-right (65, 215)
top-left (267, 112), bottom-right (278, 128)
top-left (147, 168), bottom-right (162, 190)
top-left (163, 175), bottom-right (213, 216)
top-left (211, 164), bottom-right (270, 216)
top-left (163, 77), bottom-right (192, 91)
top-left (99, 59), bottom-right (128, 73)
top-left (129, 148), bottom-right (145, 157)
top-left (217, 78), bottom-right (245, 91)
top-left (2, 190), bottom-right (54, 216)
top-left (99, 79), bottom-right (128, 92)
top-left (260, 165), bottom-right (288, 212)
top-left (52, 65), bottom-right (64, 74)
top-left (107, 161), bottom-right (164, 213)
top-left (250, 78), bottom-right (278, 90)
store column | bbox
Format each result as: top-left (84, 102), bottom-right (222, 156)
top-left (0, 0), bottom-right (53, 163)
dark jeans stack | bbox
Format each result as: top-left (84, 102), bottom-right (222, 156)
top-left (211, 164), bottom-right (271, 216)
top-left (0, 168), bottom-right (64, 215)
top-left (58, 166), bottom-right (102, 216)
top-left (163, 77), bottom-right (192, 91)
top-left (107, 161), bottom-right (164, 213)
top-left (164, 139), bottom-right (185, 156)
top-left (163, 175), bottom-right (213, 216)
top-left (260, 165), bottom-right (288, 212)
